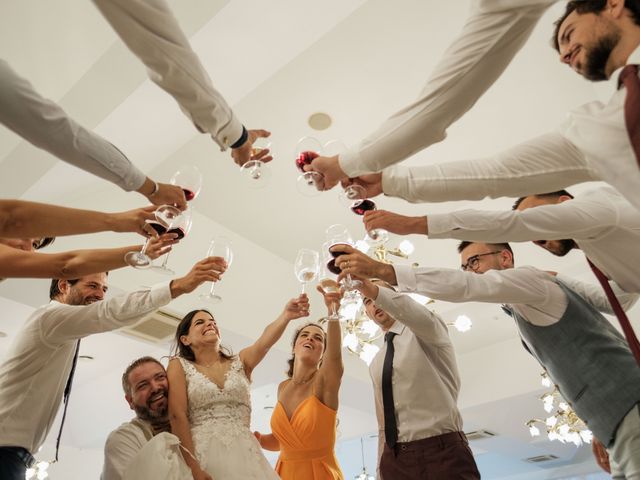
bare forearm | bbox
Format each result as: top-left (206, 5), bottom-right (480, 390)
top-left (169, 414), bottom-right (201, 473)
top-left (324, 318), bottom-right (343, 365)
top-left (254, 315), bottom-right (289, 354)
top-left (259, 433), bottom-right (280, 451)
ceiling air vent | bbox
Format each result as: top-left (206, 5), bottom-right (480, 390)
top-left (464, 430), bottom-right (496, 441)
top-left (121, 309), bottom-right (181, 344)
top-left (525, 454), bottom-right (559, 463)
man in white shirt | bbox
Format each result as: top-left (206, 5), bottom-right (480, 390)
top-left (343, 0), bottom-right (640, 214)
top-left (361, 280), bottom-right (479, 479)
top-left (335, 242), bottom-right (640, 478)
top-left (361, 185), bottom-right (640, 301)
top-left (0, 256), bottom-right (226, 480)
top-left (302, 0), bottom-right (558, 188)
top-left (102, 357), bottom-right (169, 480)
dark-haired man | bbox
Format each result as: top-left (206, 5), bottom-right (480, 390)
top-left (345, 0), bottom-right (640, 215)
top-left (102, 357), bottom-right (170, 480)
top-left (0, 257), bottom-right (226, 480)
top-left (361, 185), bottom-right (640, 303)
top-left (335, 242), bottom-right (640, 478)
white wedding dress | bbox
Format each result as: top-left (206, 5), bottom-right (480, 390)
top-left (124, 356), bottom-right (278, 480)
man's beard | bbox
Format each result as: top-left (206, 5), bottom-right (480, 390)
top-left (583, 29), bottom-right (621, 81)
top-left (548, 239), bottom-right (578, 257)
top-left (133, 391), bottom-right (169, 423)
top-left (66, 289), bottom-right (101, 306)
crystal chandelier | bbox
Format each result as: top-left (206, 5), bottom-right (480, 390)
top-left (525, 371), bottom-right (592, 446)
top-left (355, 437), bottom-right (376, 480)
top-left (25, 461), bottom-right (50, 479)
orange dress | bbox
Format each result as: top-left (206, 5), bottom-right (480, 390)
top-left (271, 394), bottom-right (344, 479)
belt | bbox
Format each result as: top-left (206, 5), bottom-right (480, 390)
top-left (0, 446), bottom-right (36, 468)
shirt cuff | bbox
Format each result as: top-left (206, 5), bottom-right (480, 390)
top-left (214, 114), bottom-right (244, 151)
top-left (150, 281), bottom-right (173, 307)
top-left (338, 148), bottom-right (363, 178)
top-left (394, 265), bottom-right (418, 292)
top-left (425, 213), bottom-right (455, 239)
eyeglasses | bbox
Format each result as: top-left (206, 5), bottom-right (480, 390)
top-left (461, 251), bottom-right (502, 272)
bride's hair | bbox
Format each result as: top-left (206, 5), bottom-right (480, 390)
top-left (286, 322), bottom-right (327, 378)
top-left (173, 309), bottom-right (234, 361)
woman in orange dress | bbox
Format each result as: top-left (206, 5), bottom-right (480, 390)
top-left (255, 281), bottom-right (344, 479)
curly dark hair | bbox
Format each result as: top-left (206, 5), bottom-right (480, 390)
top-left (286, 322), bottom-right (327, 378)
top-left (173, 309), bottom-right (234, 361)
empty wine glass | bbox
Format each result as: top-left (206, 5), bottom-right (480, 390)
top-left (151, 209), bottom-right (193, 275)
top-left (200, 236), bottom-right (233, 303)
top-left (125, 205), bottom-right (183, 269)
top-left (340, 184), bottom-right (389, 244)
top-left (171, 166), bottom-right (203, 202)
top-left (294, 249), bottom-right (320, 294)
top-left (240, 137), bottom-right (272, 188)
top-left (319, 277), bottom-right (341, 321)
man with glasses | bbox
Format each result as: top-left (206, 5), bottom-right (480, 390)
top-left (333, 241), bottom-right (640, 478)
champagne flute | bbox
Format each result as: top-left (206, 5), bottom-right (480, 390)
top-left (200, 236), bottom-right (233, 303)
top-left (240, 137), bottom-right (272, 188)
top-left (170, 166), bottom-right (203, 202)
top-left (151, 209), bottom-right (193, 275)
top-left (294, 249), bottom-right (320, 294)
top-left (124, 205), bottom-right (182, 269)
top-left (340, 184), bottom-right (389, 244)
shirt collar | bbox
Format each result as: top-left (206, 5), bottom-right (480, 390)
top-left (613, 43), bottom-right (640, 86)
top-left (387, 321), bottom-right (405, 336)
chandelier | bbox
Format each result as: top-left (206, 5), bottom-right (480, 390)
top-left (525, 371), bottom-right (592, 446)
top-left (355, 437), bottom-right (376, 480)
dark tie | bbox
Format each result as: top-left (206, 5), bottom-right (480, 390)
top-left (619, 64), bottom-right (640, 168)
top-left (587, 259), bottom-right (640, 366)
top-left (54, 340), bottom-right (80, 461)
top-left (382, 332), bottom-right (398, 448)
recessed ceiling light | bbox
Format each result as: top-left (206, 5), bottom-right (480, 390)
top-left (308, 112), bottom-right (332, 131)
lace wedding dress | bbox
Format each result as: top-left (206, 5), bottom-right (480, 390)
top-left (123, 356), bottom-right (278, 480)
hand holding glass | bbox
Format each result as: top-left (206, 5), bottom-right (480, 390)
top-left (200, 237), bottom-right (233, 303)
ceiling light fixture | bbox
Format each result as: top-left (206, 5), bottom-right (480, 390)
top-left (307, 112), bottom-right (332, 131)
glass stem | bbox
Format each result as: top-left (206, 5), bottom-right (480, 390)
top-left (301, 283), bottom-right (306, 294)
top-left (208, 282), bottom-right (217, 297)
top-left (160, 251), bottom-right (172, 267)
top-left (139, 238), bottom-right (151, 256)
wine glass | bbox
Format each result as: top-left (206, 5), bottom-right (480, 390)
top-left (340, 184), bottom-right (389, 244)
top-left (240, 137), bottom-right (272, 188)
top-left (150, 209), bottom-right (193, 275)
top-left (170, 166), bottom-right (203, 202)
top-left (200, 236), bottom-right (233, 303)
top-left (325, 224), bottom-right (361, 290)
top-left (294, 249), bottom-right (320, 294)
top-left (319, 277), bottom-right (341, 321)
top-left (124, 205), bottom-right (183, 269)
top-left (294, 137), bottom-right (324, 196)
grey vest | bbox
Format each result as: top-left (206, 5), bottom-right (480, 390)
top-left (507, 281), bottom-right (640, 447)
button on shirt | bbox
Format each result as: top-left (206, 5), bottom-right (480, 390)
top-left (0, 283), bottom-right (171, 454)
top-left (381, 46), bottom-right (640, 214)
top-left (369, 287), bottom-right (462, 460)
top-left (427, 186), bottom-right (640, 296)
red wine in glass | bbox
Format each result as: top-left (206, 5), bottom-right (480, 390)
top-left (295, 151), bottom-right (319, 173)
top-left (183, 189), bottom-right (196, 201)
top-left (147, 221), bottom-right (168, 235)
top-left (167, 227), bottom-right (186, 240)
top-left (351, 199), bottom-right (376, 216)
top-left (326, 258), bottom-right (342, 275)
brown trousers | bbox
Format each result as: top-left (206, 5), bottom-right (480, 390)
top-left (380, 431), bottom-right (481, 479)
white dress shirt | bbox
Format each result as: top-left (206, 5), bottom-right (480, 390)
top-left (0, 59), bottom-right (146, 192)
top-left (428, 186), bottom-right (640, 295)
top-left (0, 283), bottom-right (171, 454)
top-left (93, 0), bottom-right (243, 149)
top-left (102, 418), bottom-right (153, 480)
top-left (368, 288), bottom-right (462, 464)
top-left (382, 46), bottom-right (640, 213)
top-left (339, 0), bottom-right (557, 177)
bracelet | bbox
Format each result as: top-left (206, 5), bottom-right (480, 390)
top-left (148, 180), bottom-right (159, 197)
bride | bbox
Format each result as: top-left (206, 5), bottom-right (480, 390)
top-left (166, 294), bottom-right (310, 480)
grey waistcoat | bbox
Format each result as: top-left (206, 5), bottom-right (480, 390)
top-left (507, 281), bottom-right (640, 447)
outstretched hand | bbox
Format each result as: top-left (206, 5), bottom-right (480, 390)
top-left (148, 183), bottom-right (188, 211)
top-left (363, 210), bottom-right (426, 236)
top-left (170, 256), bottom-right (228, 298)
top-left (330, 244), bottom-right (396, 285)
top-left (146, 233), bottom-right (180, 260)
top-left (282, 294), bottom-right (310, 321)
top-left (316, 280), bottom-right (342, 315)
top-left (231, 129), bottom-right (272, 166)
top-left (343, 173), bottom-right (383, 198)
top-left (303, 155), bottom-right (347, 191)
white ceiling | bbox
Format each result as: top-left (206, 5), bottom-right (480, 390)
top-left (0, 1), bottom-right (629, 478)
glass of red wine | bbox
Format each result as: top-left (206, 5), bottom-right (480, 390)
top-left (150, 209), bottom-right (193, 275)
top-left (124, 205), bottom-right (183, 269)
top-left (200, 236), bottom-right (233, 303)
top-left (240, 138), bottom-right (272, 188)
top-left (341, 184), bottom-right (389, 244)
top-left (325, 224), bottom-right (361, 290)
top-left (295, 137), bottom-right (324, 196)
top-left (170, 166), bottom-right (203, 202)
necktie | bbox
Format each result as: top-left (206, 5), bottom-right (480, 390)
top-left (587, 259), bottom-right (640, 366)
top-left (54, 340), bottom-right (80, 461)
top-left (619, 64), bottom-right (640, 168)
top-left (382, 332), bottom-right (398, 448)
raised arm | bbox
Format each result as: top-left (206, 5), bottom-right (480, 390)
top-left (315, 284), bottom-right (344, 409)
top-left (239, 295), bottom-right (310, 378)
top-left (0, 233), bottom-right (176, 280)
top-left (167, 359), bottom-right (212, 480)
